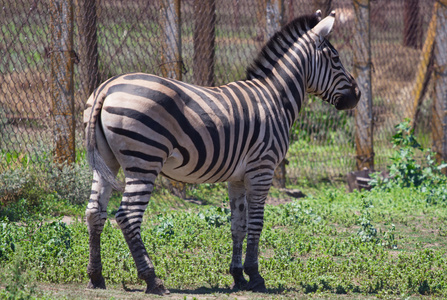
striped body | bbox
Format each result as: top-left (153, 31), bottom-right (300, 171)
top-left (84, 11), bottom-right (360, 295)
top-left (86, 73), bottom-right (290, 184)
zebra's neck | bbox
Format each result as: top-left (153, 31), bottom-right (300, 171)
top-left (246, 14), bottom-right (319, 129)
top-left (247, 39), bottom-right (313, 129)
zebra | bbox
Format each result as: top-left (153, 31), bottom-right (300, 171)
top-left (83, 10), bottom-right (360, 295)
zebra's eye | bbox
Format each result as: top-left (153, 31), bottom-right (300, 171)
top-left (333, 55), bottom-right (340, 63)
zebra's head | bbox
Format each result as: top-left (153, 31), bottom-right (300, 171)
top-left (307, 10), bottom-right (360, 110)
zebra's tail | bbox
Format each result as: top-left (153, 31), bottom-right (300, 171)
top-left (84, 89), bottom-right (124, 192)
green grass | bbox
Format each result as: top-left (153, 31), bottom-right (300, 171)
top-left (1, 182), bottom-right (447, 299)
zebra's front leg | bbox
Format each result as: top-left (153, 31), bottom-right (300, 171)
top-left (116, 177), bottom-right (169, 295)
top-left (228, 181), bottom-right (248, 290)
top-left (243, 185), bottom-right (270, 292)
top-left (86, 171), bottom-right (114, 289)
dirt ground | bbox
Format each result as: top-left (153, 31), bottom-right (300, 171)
top-left (30, 282), bottom-right (377, 300)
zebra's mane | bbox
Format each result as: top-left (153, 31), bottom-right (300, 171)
top-left (246, 14), bottom-right (320, 80)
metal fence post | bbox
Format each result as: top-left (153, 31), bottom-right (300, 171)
top-left (263, 0), bottom-right (287, 188)
top-left (266, 0), bottom-right (283, 37)
top-left (160, 0), bottom-right (182, 80)
top-left (193, 0), bottom-right (216, 86)
top-left (403, 0), bottom-right (422, 50)
top-left (432, 1), bottom-right (447, 162)
top-left (76, 0), bottom-right (100, 97)
top-left (50, 0), bottom-right (76, 164)
top-left (160, 0), bottom-right (186, 198)
top-left (352, 0), bottom-right (374, 171)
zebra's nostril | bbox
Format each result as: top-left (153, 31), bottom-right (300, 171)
top-left (355, 85), bottom-right (361, 100)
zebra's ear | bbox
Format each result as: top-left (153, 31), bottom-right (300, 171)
top-left (315, 10), bottom-right (322, 21)
top-left (312, 10), bottom-right (335, 38)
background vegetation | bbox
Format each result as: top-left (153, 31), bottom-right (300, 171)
top-left (0, 0), bottom-right (437, 184)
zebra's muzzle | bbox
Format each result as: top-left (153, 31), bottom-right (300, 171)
top-left (334, 84), bottom-right (361, 110)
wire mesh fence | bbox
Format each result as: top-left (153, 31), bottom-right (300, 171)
top-left (0, 0), bottom-right (444, 186)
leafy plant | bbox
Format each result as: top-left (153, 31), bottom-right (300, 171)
top-left (356, 197), bottom-right (378, 243)
top-left (198, 206), bottom-right (230, 228)
top-left (381, 223), bottom-right (397, 249)
top-left (370, 120), bottom-right (447, 206)
top-left (0, 220), bottom-right (18, 261)
top-left (154, 215), bottom-right (175, 239)
top-left (355, 196), bottom-right (397, 249)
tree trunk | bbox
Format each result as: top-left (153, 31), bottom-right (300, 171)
top-left (50, 0), bottom-right (75, 164)
top-left (432, 3), bottom-right (447, 163)
top-left (193, 0), bottom-right (216, 86)
top-left (352, 0), bottom-right (374, 171)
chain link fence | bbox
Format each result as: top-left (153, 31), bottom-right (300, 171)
top-left (1, 0), bottom-right (444, 185)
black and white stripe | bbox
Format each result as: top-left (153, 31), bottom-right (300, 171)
top-left (83, 11), bottom-right (360, 295)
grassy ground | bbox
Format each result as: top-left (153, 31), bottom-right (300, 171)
top-left (1, 181), bottom-right (447, 300)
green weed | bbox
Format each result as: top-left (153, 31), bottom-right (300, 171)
top-left (370, 120), bottom-right (447, 207)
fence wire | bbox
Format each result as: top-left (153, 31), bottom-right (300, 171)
top-left (0, 0), bottom-right (440, 184)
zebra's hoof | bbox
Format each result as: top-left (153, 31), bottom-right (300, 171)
top-left (230, 267), bottom-right (248, 290)
top-left (145, 278), bottom-right (170, 295)
top-left (247, 275), bottom-right (266, 293)
top-left (231, 277), bottom-right (248, 290)
top-left (87, 275), bottom-right (106, 290)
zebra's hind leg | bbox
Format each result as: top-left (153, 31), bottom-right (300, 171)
top-left (86, 170), bottom-right (115, 289)
top-left (228, 181), bottom-right (249, 290)
top-left (116, 176), bottom-right (169, 296)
